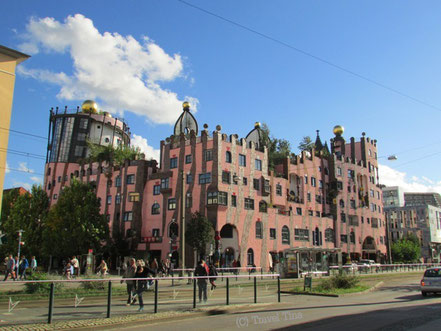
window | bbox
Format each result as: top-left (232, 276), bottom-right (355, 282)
top-left (255, 159), bottom-right (262, 171)
top-left (307, 192), bottom-right (311, 202)
top-left (337, 181), bottom-right (343, 190)
top-left (247, 248), bottom-right (254, 266)
top-left (107, 195), bottom-right (112, 204)
top-left (319, 180), bottom-right (323, 188)
top-left (199, 173), bottom-right (211, 184)
top-left (316, 195), bottom-right (322, 204)
top-left (218, 192), bottom-right (228, 205)
top-left (127, 174), bottom-right (135, 184)
top-left (169, 222), bottom-right (179, 238)
top-left (259, 201), bottom-right (268, 213)
top-left (74, 146), bottom-right (84, 157)
top-left (185, 193), bottom-right (192, 208)
top-left (243, 177), bottom-right (248, 185)
top-left (161, 178), bottom-right (169, 189)
top-left (282, 226), bottom-right (290, 244)
top-left (53, 194), bottom-right (58, 200)
top-left (341, 213), bottom-right (346, 222)
top-left (153, 185), bottom-right (161, 195)
top-left (185, 155), bottom-right (192, 164)
top-left (270, 228), bottom-right (276, 240)
top-left (77, 133), bottom-right (86, 141)
top-left (316, 211), bottom-right (321, 217)
top-left (115, 193), bottom-right (121, 204)
top-left (244, 198), bottom-right (254, 210)
top-left (253, 178), bottom-right (260, 190)
top-left (348, 169), bottom-right (354, 178)
top-left (304, 175), bottom-right (308, 184)
top-left (58, 176), bottom-right (61, 183)
top-left (123, 212), bottom-right (133, 221)
top-left (168, 198), bottom-right (176, 210)
top-left (204, 149), bottom-right (213, 161)
top-left (207, 191), bottom-right (227, 205)
top-left (170, 157), bottom-right (178, 169)
top-left (231, 195), bottom-right (237, 207)
top-left (350, 232), bottom-right (355, 244)
top-left (256, 222), bottom-right (263, 239)
top-left (339, 199), bottom-right (345, 208)
top-left (296, 207), bottom-right (302, 215)
top-left (79, 118), bottom-right (88, 129)
top-left (337, 167), bottom-right (342, 176)
top-left (295, 229), bottom-right (309, 241)
top-left (311, 177), bottom-right (316, 187)
top-left (325, 228), bottom-right (334, 242)
top-left (340, 235), bottom-right (348, 243)
top-left (152, 203), bottom-right (160, 215)
top-left (276, 184), bottom-right (282, 196)
top-left (308, 210), bottom-right (313, 216)
top-left (222, 171), bottom-right (231, 184)
top-left (239, 154), bottom-right (246, 166)
top-left (350, 199), bottom-right (356, 209)
top-left (220, 224), bottom-right (233, 238)
top-left (129, 192), bottom-right (140, 202)
top-left (226, 151), bottom-right (232, 163)
top-left (186, 174), bottom-right (193, 184)
top-left (152, 229), bottom-right (160, 237)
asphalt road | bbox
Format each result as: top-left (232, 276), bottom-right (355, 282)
top-left (102, 275), bottom-right (441, 331)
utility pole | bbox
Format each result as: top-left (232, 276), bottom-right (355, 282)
top-left (17, 229), bottom-right (24, 276)
top-left (179, 171), bottom-right (186, 273)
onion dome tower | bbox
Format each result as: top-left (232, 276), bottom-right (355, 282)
top-left (331, 124), bottom-right (345, 156)
top-left (174, 101), bottom-right (198, 136)
top-left (81, 100), bottom-right (98, 114)
top-left (245, 122), bottom-right (266, 150)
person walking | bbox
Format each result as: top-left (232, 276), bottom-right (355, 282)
top-left (195, 259), bottom-right (208, 303)
top-left (135, 259), bottom-right (155, 312)
top-left (122, 258), bottom-right (137, 306)
top-left (3, 255), bottom-right (15, 281)
top-left (30, 256), bottom-right (37, 274)
top-left (19, 256), bottom-right (29, 280)
top-left (97, 259), bottom-right (108, 276)
top-left (71, 256), bottom-right (79, 277)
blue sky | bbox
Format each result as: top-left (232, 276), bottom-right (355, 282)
top-left (2, 0), bottom-right (441, 193)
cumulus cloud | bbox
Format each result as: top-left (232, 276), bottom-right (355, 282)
top-left (18, 162), bottom-right (34, 173)
top-left (18, 14), bottom-right (198, 124)
top-left (379, 164), bottom-right (441, 194)
top-left (131, 134), bottom-right (160, 161)
top-left (30, 176), bottom-right (42, 183)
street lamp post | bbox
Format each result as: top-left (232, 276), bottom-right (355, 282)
top-left (179, 171), bottom-right (186, 274)
top-left (17, 229), bottom-right (24, 276)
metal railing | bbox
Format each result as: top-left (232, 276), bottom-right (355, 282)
top-left (328, 263), bottom-right (441, 275)
top-left (0, 273), bottom-right (280, 325)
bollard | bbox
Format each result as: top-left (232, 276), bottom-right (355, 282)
top-left (107, 281), bottom-right (112, 318)
top-left (226, 277), bottom-right (230, 305)
top-left (154, 279), bottom-right (158, 313)
top-left (254, 277), bottom-right (257, 303)
top-left (249, 269), bottom-right (251, 280)
top-left (236, 269), bottom-right (238, 282)
top-left (221, 270), bottom-right (224, 282)
top-left (193, 277), bottom-right (197, 308)
top-left (277, 276), bottom-right (281, 303)
top-left (261, 267), bottom-right (263, 280)
top-left (172, 270), bottom-right (175, 287)
top-left (48, 282), bottom-right (55, 324)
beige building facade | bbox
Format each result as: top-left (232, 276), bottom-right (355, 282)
top-left (0, 45), bottom-right (30, 214)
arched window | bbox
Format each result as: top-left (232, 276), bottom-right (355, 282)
top-left (226, 151), bottom-right (232, 163)
top-left (255, 221), bottom-right (263, 239)
top-left (247, 248), bottom-right (254, 266)
top-left (281, 226), bottom-right (290, 244)
top-left (339, 199), bottom-right (345, 208)
top-left (169, 221), bottom-right (179, 238)
top-left (312, 227), bottom-right (322, 246)
top-left (220, 224), bottom-right (234, 238)
top-left (152, 203), bottom-right (160, 215)
top-left (74, 170), bottom-right (79, 177)
top-left (259, 201), bottom-right (268, 213)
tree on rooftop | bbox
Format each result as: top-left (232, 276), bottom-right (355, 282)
top-left (298, 136), bottom-right (315, 152)
top-left (260, 123), bottom-right (292, 171)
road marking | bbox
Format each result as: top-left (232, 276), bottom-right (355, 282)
top-left (75, 294), bottom-right (85, 307)
top-left (265, 285), bottom-right (270, 292)
top-left (173, 290), bottom-right (179, 300)
top-left (238, 285), bottom-right (243, 295)
top-left (8, 298), bottom-right (19, 312)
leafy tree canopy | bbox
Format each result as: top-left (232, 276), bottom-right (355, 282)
top-left (260, 123), bottom-right (292, 171)
top-left (298, 136), bottom-right (316, 152)
top-left (87, 141), bottom-right (143, 166)
top-left (185, 212), bottom-right (214, 258)
top-left (43, 180), bottom-right (109, 258)
top-left (391, 235), bottom-right (421, 263)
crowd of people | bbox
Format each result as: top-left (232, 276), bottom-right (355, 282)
top-left (3, 255), bottom-right (37, 281)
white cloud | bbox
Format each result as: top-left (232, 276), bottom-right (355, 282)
top-left (30, 176), bottom-right (42, 183)
top-left (5, 162), bottom-right (10, 173)
top-left (379, 164), bottom-right (441, 194)
top-left (131, 134), bottom-right (160, 161)
top-left (18, 162), bottom-right (34, 173)
top-left (18, 14), bottom-right (198, 124)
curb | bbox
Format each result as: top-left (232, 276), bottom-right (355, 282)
top-left (280, 291), bottom-right (338, 298)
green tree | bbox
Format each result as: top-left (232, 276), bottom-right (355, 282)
top-left (260, 123), bottom-right (292, 171)
top-left (43, 180), bottom-right (109, 258)
top-left (0, 186), bottom-right (49, 258)
top-left (186, 212), bottom-right (214, 259)
top-left (391, 235), bottom-right (421, 263)
top-left (87, 141), bottom-right (142, 167)
top-left (298, 136), bottom-right (315, 152)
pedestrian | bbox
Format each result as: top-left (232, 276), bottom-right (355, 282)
top-left (209, 262), bottom-right (218, 290)
top-left (71, 256), bottom-right (79, 277)
top-left (121, 258), bottom-right (137, 306)
top-left (150, 258), bottom-right (158, 274)
top-left (194, 259), bottom-right (208, 303)
top-left (97, 259), bottom-right (108, 276)
top-left (135, 259), bottom-right (156, 312)
top-left (19, 255), bottom-right (29, 280)
top-left (3, 255), bottom-right (16, 281)
top-left (14, 256), bottom-right (19, 279)
top-left (65, 262), bottom-right (73, 280)
top-left (30, 256), bottom-right (37, 274)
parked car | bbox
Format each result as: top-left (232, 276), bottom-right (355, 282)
top-left (421, 267), bottom-right (441, 296)
top-left (357, 259), bottom-right (380, 267)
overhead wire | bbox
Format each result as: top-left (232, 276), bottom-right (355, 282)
top-left (176, 0), bottom-right (441, 113)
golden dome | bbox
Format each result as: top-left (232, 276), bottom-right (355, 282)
top-left (254, 122), bottom-right (261, 128)
top-left (333, 125), bottom-right (344, 136)
top-left (81, 100), bottom-right (98, 113)
top-left (182, 101), bottom-right (190, 111)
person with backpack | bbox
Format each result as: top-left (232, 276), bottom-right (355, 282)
top-left (208, 262), bottom-right (218, 290)
top-left (19, 256), bottom-right (29, 280)
top-left (194, 259), bottom-right (209, 303)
